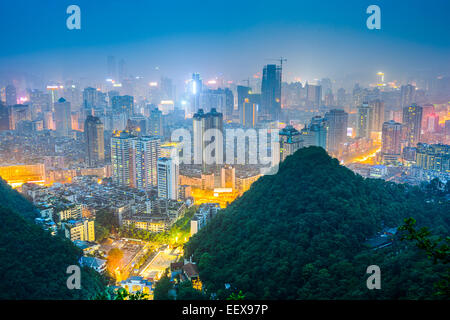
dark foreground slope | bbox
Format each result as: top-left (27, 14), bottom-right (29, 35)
top-left (0, 179), bottom-right (106, 299)
top-left (185, 147), bottom-right (449, 299)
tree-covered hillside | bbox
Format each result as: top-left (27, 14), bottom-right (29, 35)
top-left (184, 147), bottom-right (449, 299)
top-left (0, 179), bottom-right (106, 299)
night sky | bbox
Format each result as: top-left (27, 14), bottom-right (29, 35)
top-left (0, 0), bottom-right (449, 83)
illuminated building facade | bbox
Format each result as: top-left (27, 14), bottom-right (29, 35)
top-left (403, 104), bottom-right (423, 147)
top-left (325, 109), bottom-right (348, 155)
top-left (157, 157), bottom-right (179, 200)
top-left (261, 64), bottom-right (282, 121)
top-left (85, 115), bottom-right (105, 167)
top-left (111, 132), bottom-right (137, 187)
top-left (381, 120), bottom-right (403, 163)
top-left (134, 136), bottom-right (160, 190)
top-left (415, 143), bottom-right (449, 173)
top-left (279, 125), bottom-right (302, 161)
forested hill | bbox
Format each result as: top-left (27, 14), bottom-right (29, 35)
top-left (0, 178), bottom-right (106, 299)
top-left (185, 147), bottom-right (449, 299)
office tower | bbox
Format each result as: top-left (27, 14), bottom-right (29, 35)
top-left (221, 165), bottom-right (236, 189)
top-left (336, 88), bottom-right (346, 107)
top-left (381, 120), bottom-right (403, 163)
top-left (421, 104), bottom-right (435, 131)
top-left (157, 157), bottom-right (179, 200)
top-left (306, 83), bottom-right (322, 107)
top-left (8, 104), bottom-right (31, 130)
top-left (5, 84), bottom-right (17, 106)
top-left (83, 87), bottom-right (102, 109)
top-left (224, 88), bottom-right (234, 122)
top-left (369, 100), bottom-right (384, 132)
top-left (357, 102), bottom-right (373, 139)
top-left (400, 84), bottom-right (416, 108)
top-left (193, 108), bottom-right (223, 168)
top-left (84, 115), bottom-right (105, 167)
top-left (402, 104), bottom-right (422, 147)
top-left (188, 73), bottom-right (203, 115)
top-left (111, 95), bottom-right (134, 118)
top-left (237, 85), bottom-right (260, 128)
top-left (261, 64), bottom-right (282, 121)
top-left (201, 88), bottom-right (226, 113)
top-left (54, 98), bottom-right (71, 136)
top-left (301, 116), bottom-right (327, 149)
top-left (111, 132), bottom-right (137, 187)
top-left (134, 136), bottom-right (160, 190)
top-left (107, 55), bottom-right (116, 80)
top-left (118, 59), bottom-right (126, 82)
top-left (148, 107), bottom-right (163, 137)
top-left (415, 143), bottom-right (450, 172)
top-left (324, 109), bottom-right (348, 155)
top-left (160, 77), bottom-right (174, 100)
top-left (0, 102), bottom-right (9, 131)
top-left (279, 125), bottom-right (303, 161)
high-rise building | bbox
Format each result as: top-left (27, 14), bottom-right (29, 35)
top-left (369, 100), bottom-right (384, 132)
top-left (188, 73), bottom-right (203, 115)
top-left (118, 59), bottom-right (126, 82)
top-left (221, 165), bottom-right (236, 189)
top-left (8, 104), bottom-right (31, 130)
top-left (5, 84), bottom-right (17, 106)
top-left (402, 104), bottom-right (422, 147)
top-left (111, 132), bottom-right (137, 187)
top-left (107, 55), bottom-right (116, 80)
top-left (83, 87), bottom-right (104, 109)
top-left (148, 107), bottom-right (163, 137)
top-left (84, 115), bottom-right (105, 167)
top-left (261, 64), bottom-right (282, 121)
top-left (324, 109), bottom-right (348, 155)
top-left (301, 116), bottom-right (327, 149)
top-left (415, 143), bottom-right (449, 172)
top-left (279, 125), bottom-right (303, 161)
top-left (400, 84), bottom-right (416, 108)
top-left (134, 136), bottom-right (160, 190)
top-left (112, 95), bottom-right (134, 118)
top-left (54, 98), bottom-right (71, 136)
top-left (237, 86), bottom-right (260, 128)
top-left (157, 157), bottom-right (179, 200)
top-left (381, 120), bottom-right (403, 163)
top-left (193, 108), bottom-right (223, 169)
top-left (357, 102), bottom-right (372, 139)
top-left (306, 83), bottom-right (322, 107)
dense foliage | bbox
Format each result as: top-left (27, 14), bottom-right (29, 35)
top-left (184, 147), bottom-right (449, 299)
top-left (0, 179), bottom-right (106, 299)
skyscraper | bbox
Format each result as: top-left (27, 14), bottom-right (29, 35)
top-left (324, 109), bottom-right (348, 155)
top-left (112, 95), bottom-right (134, 118)
top-left (369, 100), bottom-right (384, 132)
top-left (111, 132), bottom-right (137, 187)
top-left (301, 116), bottom-right (327, 149)
top-left (306, 83), bottom-right (322, 107)
top-left (107, 56), bottom-right (116, 80)
top-left (5, 84), bottom-right (17, 106)
top-left (134, 136), bottom-right (160, 190)
top-left (357, 102), bottom-right (372, 139)
top-left (84, 115), bottom-right (105, 167)
top-left (148, 107), bottom-right (164, 137)
top-left (237, 85), bottom-right (260, 128)
top-left (279, 125), bottom-right (303, 161)
top-left (54, 98), bottom-right (71, 136)
top-left (400, 84), bottom-right (416, 108)
top-left (157, 157), bottom-right (179, 200)
top-left (402, 104), bottom-right (422, 147)
top-left (261, 64), bottom-right (281, 121)
top-left (193, 108), bottom-right (223, 169)
top-left (381, 120), bottom-right (403, 163)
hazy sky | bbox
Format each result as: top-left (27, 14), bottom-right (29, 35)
top-left (0, 0), bottom-right (449, 85)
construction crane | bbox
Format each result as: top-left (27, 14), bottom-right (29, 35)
top-left (266, 57), bottom-right (287, 69)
